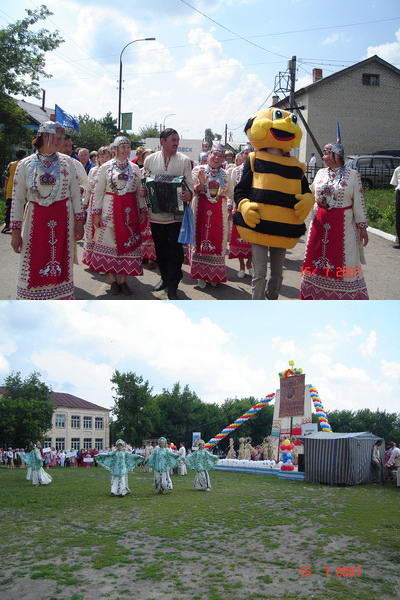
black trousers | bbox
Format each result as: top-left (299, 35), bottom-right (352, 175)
top-left (395, 190), bottom-right (400, 243)
top-left (150, 221), bottom-right (184, 291)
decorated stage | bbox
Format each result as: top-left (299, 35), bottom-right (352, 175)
top-left (215, 459), bottom-right (304, 481)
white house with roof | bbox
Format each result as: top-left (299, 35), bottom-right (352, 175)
top-left (0, 388), bottom-right (110, 451)
top-left (275, 55), bottom-right (400, 164)
top-left (44, 392), bottom-right (110, 451)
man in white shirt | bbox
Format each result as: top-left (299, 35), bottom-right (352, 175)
top-left (386, 441), bottom-right (400, 480)
top-left (144, 129), bottom-right (194, 299)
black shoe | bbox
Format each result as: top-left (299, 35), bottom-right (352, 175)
top-left (393, 245), bottom-right (400, 249)
top-left (1, 227), bottom-right (11, 234)
top-left (120, 281), bottom-right (133, 296)
top-left (110, 281), bottom-right (121, 295)
top-left (167, 288), bottom-right (178, 300)
top-left (153, 279), bottom-right (167, 292)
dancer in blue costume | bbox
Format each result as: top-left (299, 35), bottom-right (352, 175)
top-left (22, 442), bottom-right (52, 486)
top-left (184, 440), bottom-right (219, 491)
top-left (96, 439), bottom-right (143, 496)
top-left (145, 437), bottom-right (181, 494)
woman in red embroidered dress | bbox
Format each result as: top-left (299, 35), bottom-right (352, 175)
top-left (82, 146), bottom-right (112, 268)
top-left (86, 136), bottom-right (144, 296)
top-left (10, 121), bottom-right (84, 300)
top-left (300, 143), bottom-right (369, 300)
top-left (190, 144), bottom-right (229, 288)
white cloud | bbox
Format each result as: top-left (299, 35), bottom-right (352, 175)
top-left (31, 349), bottom-right (115, 409)
top-left (322, 33), bottom-right (341, 46)
top-left (37, 302), bottom-right (271, 405)
top-left (271, 336), bottom-right (300, 355)
top-left (367, 28), bottom-right (400, 64)
top-left (348, 325), bottom-right (363, 337)
top-left (360, 331), bottom-right (377, 357)
top-left (380, 360), bottom-right (400, 379)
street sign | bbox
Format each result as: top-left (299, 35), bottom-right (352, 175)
top-left (121, 112), bottom-right (132, 130)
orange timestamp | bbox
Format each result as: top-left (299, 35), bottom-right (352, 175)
top-left (301, 266), bottom-right (361, 278)
top-left (300, 565), bottom-right (362, 577)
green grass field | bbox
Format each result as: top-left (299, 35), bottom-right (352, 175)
top-left (0, 467), bottom-right (399, 600)
top-left (364, 189), bottom-right (396, 235)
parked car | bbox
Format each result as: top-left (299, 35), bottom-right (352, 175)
top-left (345, 154), bottom-right (400, 189)
top-left (372, 150), bottom-right (400, 157)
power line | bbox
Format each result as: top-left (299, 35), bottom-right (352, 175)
top-left (176, 0), bottom-right (290, 60)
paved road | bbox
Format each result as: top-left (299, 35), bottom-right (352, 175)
top-left (0, 226), bottom-right (399, 300)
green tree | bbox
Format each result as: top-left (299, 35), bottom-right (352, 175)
top-left (152, 383), bottom-right (207, 446)
top-left (0, 5), bottom-right (63, 97)
top-left (139, 124), bottom-right (160, 139)
top-left (99, 112), bottom-right (118, 138)
top-left (204, 128), bottom-right (215, 148)
top-left (111, 370), bottom-right (153, 445)
top-left (0, 5), bottom-right (63, 165)
top-left (204, 129), bottom-right (222, 148)
top-left (0, 95), bottom-right (32, 166)
top-left (72, 114), bottom-right (117, 150)
top-left (0, 372), bottom-right (54, 447)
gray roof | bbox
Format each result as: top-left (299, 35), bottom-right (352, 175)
top-left (276, 55), bottom-right (400, 105)
top-left (15, 99), bottom-right (55, 125)
top-left (0, 387), bottom-right (108, 412)
top-left (303, 431), bottom-right (381, 440)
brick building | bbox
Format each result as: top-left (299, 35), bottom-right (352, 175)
top-left (275, 55), bottom-right (400, 164)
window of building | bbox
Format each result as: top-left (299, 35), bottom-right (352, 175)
top-left (95, 417), bottom-right (104, 429)
top-left (83, 416), bottom-right (92, 429)
top-left (95, 439), bottom-right (103, 450)
top-left (55, 413), bottom-right (65, 428)
top-left (83, 438), bottom-right (92, 450)
top-left (71, 415), bottom-right (80, 428)
top-left (71, 438), bottom-right (80, 450)
top-left (362, 73), bottom-right (380, 86)
top-left (43, 439), bottom-right (52, 448)
top-left (55, 438), bottom-right (65, 450)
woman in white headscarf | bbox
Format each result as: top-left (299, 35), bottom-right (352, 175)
top-left (88, 136), bottom-right (145, 296)
top-left (300, 142), bottom-right (369, 300)
top-left (10, 121), bottom-right (84, 299)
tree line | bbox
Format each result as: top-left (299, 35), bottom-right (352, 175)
top-left (1, 370), bottom-right (399, 449)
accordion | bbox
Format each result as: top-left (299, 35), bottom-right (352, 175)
top-left (144, 175), bottom-right (189, 215)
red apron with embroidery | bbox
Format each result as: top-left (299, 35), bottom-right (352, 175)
top-left (109, 191), bottom-right (141, 255)
top-left (28, 199), bottom-right (70, 289)
top-left (193, 192), bottom-right (224, 256)
top-left (302, 206), bottom-right (352, 278)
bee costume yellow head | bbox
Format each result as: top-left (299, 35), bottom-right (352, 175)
top-left (234, 107), bottom-right (314, 249)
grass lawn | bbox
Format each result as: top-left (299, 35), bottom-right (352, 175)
top-left (364, 188), bottom-right (396, 235)
top-left (0, 467), bottom-right (399, 600)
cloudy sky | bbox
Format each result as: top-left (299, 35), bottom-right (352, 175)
top-left (0, 301), bottom-right (398, 417)
top-left (1, 0), bottom-right (400, 142)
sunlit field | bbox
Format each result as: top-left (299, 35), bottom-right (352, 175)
top-left (0, 466), bottom-right (399, 600)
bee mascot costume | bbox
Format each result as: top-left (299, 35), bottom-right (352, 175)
top-left (234, 107), bottom-right (314, 299)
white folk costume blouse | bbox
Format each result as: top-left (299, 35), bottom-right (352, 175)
top-left (11, 152), bottom-right (83, 228)
top-left (143, 151), bottom-right (194, 224)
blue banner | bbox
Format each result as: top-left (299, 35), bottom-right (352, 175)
top-left (55, 104), bottom-right (80, 132)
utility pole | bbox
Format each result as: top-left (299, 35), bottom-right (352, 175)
top-left (289, 55), bottom-right (296, 109)
top-left (224, 123), bottom-right (228, 145)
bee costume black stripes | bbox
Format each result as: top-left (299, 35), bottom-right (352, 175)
top-left (234, 107), bottom-right (314, 250)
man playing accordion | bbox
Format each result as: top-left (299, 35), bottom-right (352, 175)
top-left (144, 128), bottom-right (193, 300)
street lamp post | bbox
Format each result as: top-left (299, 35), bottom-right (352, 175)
top-left (118, 37), bottom-right (155, 131)
top-left (162, 113), bottom-right (176, 131)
